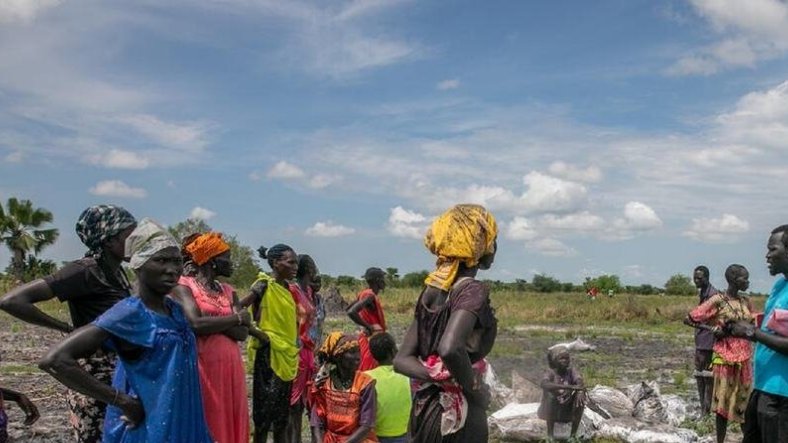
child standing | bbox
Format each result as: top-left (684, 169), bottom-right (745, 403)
top-left (364, 333), bottom-right (411, 443)
top-left (537, 346), bottom-right (586, 441)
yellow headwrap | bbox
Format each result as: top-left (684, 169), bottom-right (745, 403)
top-left (185, 232), bottom-right (230, 266)
top-left (319, 331), bottom-right (359, 362)
top-left (423, 204), bottom-right (498, 291)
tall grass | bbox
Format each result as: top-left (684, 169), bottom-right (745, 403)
top-left (369, 287), bottom-right (766, 335)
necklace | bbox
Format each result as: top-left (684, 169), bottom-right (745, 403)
top-left (332, 371), bottom-right (353, 390)
top-left (196, 277), bottom-right (223, 296)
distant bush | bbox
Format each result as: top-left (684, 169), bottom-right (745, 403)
top-left (532, 274), bottom-right (562, 293)
top-left (664, 274), bottom-right (696, 295)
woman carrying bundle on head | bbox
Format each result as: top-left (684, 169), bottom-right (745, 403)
top-left (172, 232), bottom-right (251, 443)
top-left (0, 204), bottom-right (136, 443)
top-left (310, 332), bottom-right (378, 443)
top-left (38, 218), bottom-right (214, 443)
top-left (394, 204), bottom-right (499, 443)
top-left (243, 244), bottom-right (300, 443)
top-left (347, 267), bottom-right (388, 371)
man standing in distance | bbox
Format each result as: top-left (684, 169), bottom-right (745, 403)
top-left (729, 225), bottom-right (788, 443)
top-left (693, 265), bottom-right (717, 415)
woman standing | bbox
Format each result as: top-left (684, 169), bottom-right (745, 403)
top-left (0, 205), bottom-right (136, 443)
top-left (347, 268), bottom-right (387, 371)
top-left (286, 255), bottom-right (320, 443)
top-left (38, 218), bottom-right (214, 443)
top-left (245, 244), bottom-right (300, 443)
top-left (394, 204), bottom-right (498, 443)
top-left (686, 264), bottom-right (754, 443)
top-left (173, 232), bottom-right (251, 443)
top-left (310, 332), bottom-right (378, 443)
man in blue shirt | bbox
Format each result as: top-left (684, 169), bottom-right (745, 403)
top-left (730, 225), bottom-right (788, 443)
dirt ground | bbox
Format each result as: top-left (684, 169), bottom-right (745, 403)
top-left (0, 313), bottom-right (702, 442)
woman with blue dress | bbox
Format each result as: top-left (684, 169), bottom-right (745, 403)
top-left (39, 218), bottom-right (214, 443)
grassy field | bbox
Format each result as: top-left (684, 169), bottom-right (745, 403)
top-left (0, 282), bottom-right (766, 442)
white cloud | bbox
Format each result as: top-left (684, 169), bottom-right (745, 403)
top-left (540, 211), bottom-right (605, 232)
top-left (190, 206), bottom-right (216, 221)
top-left (4, 151), bottom-right (23, 163)
top-left (305, 221), bottom-right (356, 237)
top-left (387, 206), bottom-right (428, 239)
top-left (548, 161), bottom-right (602, 183)
top-left (715, 80), bottom-right (788, 150)
top-left (437, 79), bottom-right (461, 91)
top-left (613, 201), bottom-right (663, 231)
top-left (667, 0), bottom-right (788, 75)
top-left (88, 149), bottom-right (149, 169)
top-left (118, 114), bottom-right (210, 152)
top-left (683, 213), bottom-right (750, 243)
top-left (526, 238), bottom-right (577, 257)
top-left (88, 180), bottom-right (147, 199)
top-left (506, 216), bottom-right (538, 241)
top-left (309, 174), bottom-right (339, 189)
top-left (0, 0), bottom-right (61, 24)
top-left (267, 161), bottom-right (306, 180)
top-left (521, 172), bottom-right (588, 213)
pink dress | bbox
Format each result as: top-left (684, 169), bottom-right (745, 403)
top-left (289, 283), bottom-right (317, 407)
top-left (179, 276), bottom-right (250, 443)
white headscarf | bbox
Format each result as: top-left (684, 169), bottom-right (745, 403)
top-left (125, 218), bottom-right (179, 270)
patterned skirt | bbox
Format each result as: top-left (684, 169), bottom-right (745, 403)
top-left (711, 354), bottom-right (753, 423)
top-left (66, 352), bottom-right (115, 443)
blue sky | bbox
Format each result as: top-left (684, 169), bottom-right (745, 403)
top-left (2, 0), bottom-right (788, 292)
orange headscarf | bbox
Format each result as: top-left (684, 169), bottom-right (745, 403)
top-left (184, 232), bottom-right (231, 266)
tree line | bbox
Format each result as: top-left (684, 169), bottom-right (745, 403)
top-left (0, 197), bottom-right (715, 296)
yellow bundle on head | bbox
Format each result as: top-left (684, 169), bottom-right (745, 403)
top-left (424, 204), bottom-right (497, 291)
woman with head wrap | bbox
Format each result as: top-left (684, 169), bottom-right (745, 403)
top-left (393, 204), bottom-right (499, 443)
top-left (0, 204), bottom-right (136, 443)
top-left (347, 267), bottom-right (388, 371)
top-left (685, 264), bottom-right (754, 443)
top-left (310, 332), bottom-right (378, 443)
top-left (285, 254), bottom-right (320, 443)
top-left (39, 219), bottom-right (214, 443)
top-left (171, 232), bottom-right (252, 443)
top-left (242, 244), bottom-right (300, 443)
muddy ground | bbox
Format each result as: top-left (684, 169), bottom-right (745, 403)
top-left (0, 312), bottom-right (701, 442)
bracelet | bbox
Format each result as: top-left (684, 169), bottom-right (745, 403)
top-left (111, 389), bottom-right (119, 406)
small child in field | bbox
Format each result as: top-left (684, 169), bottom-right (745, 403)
top-left (364, 332), bottom-right (411, 443)
top-left (537, 346), bottom-right (586, 441)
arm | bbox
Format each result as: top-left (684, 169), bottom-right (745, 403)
top-left (728, 321), bottom-right (788, 354)
top-left (0, 280), bottom-right (73, 333)
top-left (238, 280), bottom-right (267, 309)
top-left (222, 291), bottom-right (249, 342)
top-left (38, 325), bottom-right (144, 427)
top-left (436, 310), bottom-right (479, 395)
top-left (393, 320), bottom-right (430, 381)
top-left (346, 381), bottom-right (377, 443)
top-left (346, 295), bottom-right (375, 334)
top-left (0, 387), bottom-right (40, 425)
top-left (687, 295), bottom-right (721, 325)
top-left (171, 285), bottom-right (251, 336)
top-left (310, 402), bottom-right (325, 442)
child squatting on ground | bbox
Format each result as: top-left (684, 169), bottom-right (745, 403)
top-left (538, 346), bottom-right (586, 442)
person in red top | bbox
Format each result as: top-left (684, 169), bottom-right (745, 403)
top-left (686, 264), bottom-right (754, 443)
top-left (347, 268), bottom-right (387, 371)
top-left (172, 232), bottom-right (252, 443)
top-left (286, 254), bottom-right (320, 443)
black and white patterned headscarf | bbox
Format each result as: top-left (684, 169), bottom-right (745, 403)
top-left (75, 205), bottom-right (137, 257)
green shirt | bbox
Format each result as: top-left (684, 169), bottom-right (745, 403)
top-left (364, 365), bottom-right (412, 437)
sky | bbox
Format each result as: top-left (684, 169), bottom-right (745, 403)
top-left (1, 0), bottom-right (788, 292)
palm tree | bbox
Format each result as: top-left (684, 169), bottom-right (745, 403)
top-left (0, 198), bottom-right (59, 282)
